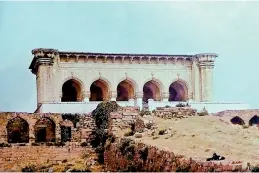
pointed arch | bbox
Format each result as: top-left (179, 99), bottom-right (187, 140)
top-left (117, 78), bottom-right (137, 101)
top-left (90, 77), bottom-right (111, 101)
top-left (249, 115), bottom-right (259, 126)
top-left (61, 76), bottom-right (85, 102)
top-left (143, 78), bottom-right (164, 102)
top-left (6, 117), bottom-right (29, 143)
top-left (169, 78), bottom-right (189, 101)
top-left (118, 77), bottom-right (139, 93)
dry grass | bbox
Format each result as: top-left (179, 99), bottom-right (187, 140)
top-left (136, 115), bottom-right (259, 165)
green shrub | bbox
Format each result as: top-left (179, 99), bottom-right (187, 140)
top-left (197, 108), bottom-right (209, 116)
top-left (139, 147), bottom-right (149, 161)
top-left (61, 113), bottom-right (80, 128)
top-left (90, 101), bottom-right (119, 164)
top-left (119, 138), bottom-right (135, 160)
top-left (21, 165), bottom-right (37, 172)
top-left (139, 110), bottom-right (151, 117)
top-left (124, 131), bottom-right (134, 137)
top-left (69, 168), bottom-right (91, 172)
top-left (54, 142), bottom-right (65, 147)
top-left (31, 143), bottom-right (40, 146)
top-left (0, 143), bottom-right (11, 148)
top-left (18, 143), bottom-right (26, 146)
top-left (46, 142), bottom-right (54, 146)
top-left (158, 129), bottom-right (166, 135)
top-left (176, 103), bottom-right (186, 107)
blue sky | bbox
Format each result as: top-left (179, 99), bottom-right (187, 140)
top-left (0, 1), bottom-right (259, 112)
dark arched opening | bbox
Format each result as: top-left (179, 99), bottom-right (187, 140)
top-left (117, 80), bottom-right (134, 101)
top-left (62, 79), bottom-right (82, 102)
top-left (7, 117), bottom-right (29, 143)
top-left (169, 81), bottom-right (188, 101)
top-left (143, 80), bottom-right (161, 102)
top-left (90, 79), bottom-right (109, 101)
top-left (35, 118), bottom-right (56, 143)
top-left (249, 115), bottom-right (259, 126)
top-left (230, 116), bottom-right (245, 126)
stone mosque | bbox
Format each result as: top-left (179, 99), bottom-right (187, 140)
top-left (29, 48), bottom-right (249, 113)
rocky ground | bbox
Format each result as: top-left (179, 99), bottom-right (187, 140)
top-left (133, 114), bottom-right (259, 166)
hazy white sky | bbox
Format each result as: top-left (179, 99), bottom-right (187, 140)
top-left (0, 1), bottom-right (259, 112)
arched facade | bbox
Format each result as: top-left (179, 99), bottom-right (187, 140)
top-left (116, 79), bottom-right (135, 101)
top-left (143, 79), bottom-right (162, 102)
top-left (34, 118), bottom-right (56, 142)
top-left (6, 117), bottom-right (29, 143)
top-left (30, 48), bottom-right (218, 112)
top-left (61, 78), bottom-right (83, 102)
top-left (169, 79), bottom-right (188, 101)
top-left (90, 79), bottom-right (110, 101)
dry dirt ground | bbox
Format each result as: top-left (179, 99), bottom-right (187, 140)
top-left (135, 115), bottom-right (259, 165)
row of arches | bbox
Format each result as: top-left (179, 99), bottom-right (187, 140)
top-left (6, 117), bottom-right (69, 143)
top-left (62, 78), bottom-right (189, 102)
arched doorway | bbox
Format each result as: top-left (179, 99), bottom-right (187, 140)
top-left (116, 80), bottom-right (135, 101)
top-left (61, 79), bottom-right (82, 102)
top-left (169, 81), bottom-right (188, 101)
top-left (143, 80), bottom-right (161, 102)
top-left (34, 118), bottom-right (56, 143)
top-left (6, 117), bottom-right (29, 143)
top-left (249, 115), bottom-right (259, 126)
top-left (90, 79), bottom-right (109, 101)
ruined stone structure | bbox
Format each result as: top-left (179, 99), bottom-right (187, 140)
top-left (0, 112), bottom-right (95, 144)
top-left (29, 48), bottom-right (249, 113)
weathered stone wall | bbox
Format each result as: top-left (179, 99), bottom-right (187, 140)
top-left (0, 145), bottom-right (94, 171)
top-left (0, 112), bottom-right (95, 143)
top-left (109, 107), bottom-right (140, 137)
top-left (153, 107), bottom-right (197, 119)
top-left (104, 138), bottom-right (248, 172)
top-left (212, 109), bottom-right (259, 125)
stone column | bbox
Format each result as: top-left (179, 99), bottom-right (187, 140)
top-left (83, 91), bottom-right (90, 102)
top-left (135, 91), bottom-right (143, 110)
top-left (110, 91), bottom-right (117, 101)
top-left (162, 92), bottom-right (170, 102)
top-left (197, 53), bottom-right (217, 102)
top-left (192, 59), bottom-right (201, 101)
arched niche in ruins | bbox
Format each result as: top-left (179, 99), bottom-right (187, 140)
top-left (169, 80), bottom-right (188, 101)
top-left (34, 118), bottom-right (56, 143)
top-left (116, 80), bottom-right (135, 101)
top-left (143, 80), bottom-right (162, 102)
top-left (90, 79), bottom-right (110, 101)
top-left (249, 115), bottom-right (259, 126)
top-left (61, 79), bottom-right (83, 102)
top-left (6, 117), bottom-right (29, 143)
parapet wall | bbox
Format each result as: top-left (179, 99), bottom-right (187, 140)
top-left (104, 138), bottom-right (248, 172)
